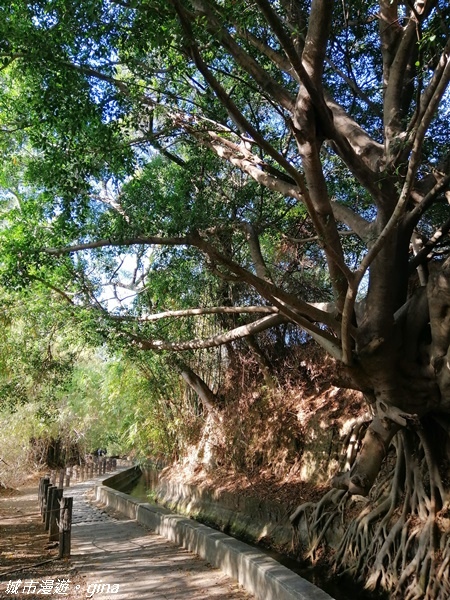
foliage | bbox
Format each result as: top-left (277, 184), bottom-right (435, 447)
top-left (0, 0), bottom-right (448, 367)
top-left (0, 286), bottom-right (188, 487)
top-left (0, 286), bottom-right (77, 413)
top-left (55, 350), bottom-right (185, 459)
top-left (0, 402), bottom-right (53, 488)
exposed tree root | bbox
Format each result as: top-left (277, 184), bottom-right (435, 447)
top-left (291, 422), bottom-right (450, 599)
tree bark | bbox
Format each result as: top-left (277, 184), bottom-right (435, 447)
top-left (331, 416), bottom-right (400, 496)
top-left (180, 364), bottom-right (221, 418)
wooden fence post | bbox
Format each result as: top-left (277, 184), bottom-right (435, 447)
top-left (58, 470), bottom-right (64, 489)
top-left (49, 488), bottom-right (63, 541)
top-left (42, 478), bottom-right (51, 522)
top-left (59, 496), bottom-right (73, 558)
top-left (44, 485), bottom-right (55, 531)
top-left (38, 477), bottom-right (50, 518)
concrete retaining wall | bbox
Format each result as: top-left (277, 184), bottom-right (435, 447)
top-left (153, 474), bottom-right (295, 551)
top-left (96, 479), bottom-right (335, 600)
top-left (102, 465), bottom-right (141, 490)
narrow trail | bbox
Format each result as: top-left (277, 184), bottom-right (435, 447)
top-left (66, 471), bottom-right (254, 599)
top-left (1, 470), bottom-right (253, 600)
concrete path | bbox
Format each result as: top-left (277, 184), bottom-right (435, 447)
top-left (68, 472), bottom-right (253, 600)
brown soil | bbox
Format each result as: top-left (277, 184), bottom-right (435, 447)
top-left (0, 476), bottom-right (82, 600)
top-left (162, 384), bottom-right (368, 516)
top-left (163, 462), bottom-right (328, 515)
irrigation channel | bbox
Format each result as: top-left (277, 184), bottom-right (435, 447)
top-left (112, 469), bottom-right (388, 600)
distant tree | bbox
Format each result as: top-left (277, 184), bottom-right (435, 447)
top-left (0, 286), bottom-right (77, 412)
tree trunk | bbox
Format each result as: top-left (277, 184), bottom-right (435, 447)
top-left (331, 415), bottom-right (400, 496)
top-left (180, 364), bottom-right (221, 421)
top-left (246, 335), bottom-right (277, 390)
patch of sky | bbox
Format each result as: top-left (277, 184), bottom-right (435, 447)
top-left (30, 5), bottom-right (59, 30)
top-left (73, 244), bottom-right (156, 313)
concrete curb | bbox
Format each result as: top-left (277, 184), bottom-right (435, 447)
top-left (95, 478), bottom-right (335, 600)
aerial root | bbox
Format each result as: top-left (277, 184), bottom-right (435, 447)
top-left (291, 424), bottom-right (450, 598)
top-left (290, 488), bottom-right (347, 562)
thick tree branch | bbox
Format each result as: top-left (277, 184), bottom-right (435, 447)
top-left (253, 0), bottom-right (305, 81)
top-left (407, 172), bottom-right (450, 227)
top-left (191, 233), bottom-right (344, 358)
top-left (301, 0), bottom-right (333, 84)
top-left (129, 313), bottom-right (286, 351)
top-left (379, 0), bottom-right (403, 85)
top-left (237, 21), bottom-right (378, 113)
top-left (44, 235), bottom-right (191, 255)
top-left (331, 201), bottom-right (374, 243)
top-left (111, 305), bottom-right (279, 322)
top-left (179, 364), bottom-right (221, 416)
top-left (233, 25), bottom-right (299, 83)
top-left (171, 2), bottom-right (303, 187)
top-left (405, 39), bottom-right (450, 161)
top-left (408, 216), bottom-right (450, 273)
top-left (191, 232), bottom-right (338, 328)
top-left (382, 15), bottom-right (417, 146)
top-left (203, 131), bottom-right (300, 197)
top-left (326, 99), bottom-right (385, 173)
top-left (242, 222), bottom-right (273, 282)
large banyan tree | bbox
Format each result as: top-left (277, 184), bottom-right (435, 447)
top-left (1, 0), bottom-right (450, 596)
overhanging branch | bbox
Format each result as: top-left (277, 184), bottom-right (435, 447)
top-left (129, 313), bottom-right (287, 351)
top-left (44, 235), bottom-right (191, 255)
top-left (111, 305), bottom-right (279, 321)
top-left (43, 229), bottom-right (343, 355)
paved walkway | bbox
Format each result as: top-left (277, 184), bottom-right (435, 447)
top-left (67, 472), bottom-right (253, 600)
